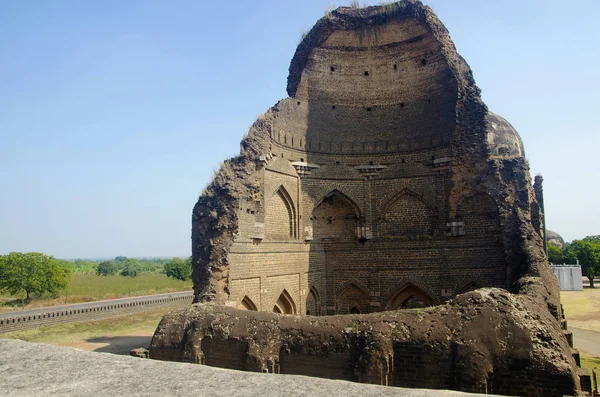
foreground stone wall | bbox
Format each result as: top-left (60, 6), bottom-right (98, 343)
top-left (151, 289), bottom-right (578, 396)
top-left (1, 338), bottom-right (505, 397)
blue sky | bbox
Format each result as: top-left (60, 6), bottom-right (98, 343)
top-left (1, 0), bottom-right (598, 258)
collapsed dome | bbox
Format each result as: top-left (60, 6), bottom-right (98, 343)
top-left (167, 2), bottom-right (581, 395)
top-left (277, 2), bottom-right (458, 153)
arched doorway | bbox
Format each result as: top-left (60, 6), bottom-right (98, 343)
top-left (387, 284), bottom-right (434, 310)
top-left (273, 290), bottom-right (296, 314)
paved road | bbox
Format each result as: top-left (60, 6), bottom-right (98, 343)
top-left (0, 291), bottom-right (193, 320)
top-left (571, 327), bottom-right (600, 357)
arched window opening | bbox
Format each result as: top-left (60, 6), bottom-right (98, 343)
top-left (383, 190), bottom-right (434, 236)
top-left (265, 186), bottom-right (297, 240)
top-left (312, 190), bottom-right (360, 240)
top-left (273, 290), bottom-right (296, 314)
top-left (306, 287), bottom-right (320, 316)
top-left (336, 283), bottom-right (369, 315)
top-left (240, 296), bottom-right (258, 311)
top-left (386, 284), bottom-right (433, 310)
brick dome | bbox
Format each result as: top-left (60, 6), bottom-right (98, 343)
top-left (486, 111), bottom-right (525, 159)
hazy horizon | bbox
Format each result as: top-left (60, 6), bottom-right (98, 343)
top-left (1, 0), bottom-right (599, 257)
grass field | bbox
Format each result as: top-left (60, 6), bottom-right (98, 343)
top-left (561, 287), bottom-right (600, 332)
top-left (561, 286), bottom-right (600, 381)
top-left (581, 351), bottom-right (600, 373)
top-left (0, 273), bottom-right (192, 312)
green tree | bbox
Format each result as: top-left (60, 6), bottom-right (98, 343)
top-left (547, 242), bottom-right (564, 264)
top-left (583, 235), bottom-right (600, 244)
top-left (563, 240), bottom-right (600, 288)
top-left (0, 252), bottom-right (71, 300)
top-left (96, 261), bottom-right (117, 276)
top-left (114, 256), bottom-right (128, 263)
top-left (120, 258), bottom-right (141, 278)
top-left (164, 257), bottom-right (192, 281)
top-left (70, 259), bottom-right (97, 273)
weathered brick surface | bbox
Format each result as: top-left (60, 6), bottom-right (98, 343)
top-left (152, 290), bottom-right (579, 397)
top-left (180, 1), bottom-right (581, 395)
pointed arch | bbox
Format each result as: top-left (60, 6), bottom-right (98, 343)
top-left (305, 286), bottom-right (321, 316)
top-left (386, 283), bottom-right (434, 310)
top-left (314, 189), bottom-right (362, 219)
top-left (457, 281), bottom-right (479, 294)
top-left (312, 190), bottom-right (361, 240)
top-left (335, 279), bottom-right (369, 295)
top-left (335, 280), bottom-right (369, 315)
top-left (453, 276), bottom-right (486, 295)
top-left (240, 295), bottom-right (258, 311)
top-left (382, 188), bottom-right (435, 214)
top-left (265, 185), bottom-right (297, 240)
top-left (273, 289), bottom-right (296, 314)
top-left (384, 280), bottom-right (438, 310)
top-left (382, 188), bottom-right (435, 236)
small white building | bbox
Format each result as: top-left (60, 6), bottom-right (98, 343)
top-left (550, 263), bottom-right (583, 291)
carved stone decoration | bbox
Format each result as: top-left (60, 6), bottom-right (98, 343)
top-left (253, 222), bottom-right (264, 240)
top-left (355, 164), bottom-right (387, 179)
top-left (303, 225), bottom-right (313, 241)
top-left (291, 161), bottom-right (320, 177)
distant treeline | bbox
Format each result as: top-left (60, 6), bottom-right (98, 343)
top-left (0, 253), bottom-right (193, 302)
top-left (57, 256), bottom-right (175, 275)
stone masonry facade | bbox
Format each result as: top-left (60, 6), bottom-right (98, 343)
top-left (152, 2), bottom-right (586, 396)
top-left (199, 3), bottom-right (516, 316)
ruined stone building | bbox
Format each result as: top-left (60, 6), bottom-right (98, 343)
top-left (151, 2), bottom-right (586, 395)
top-left (190, 2), bottom-right (532, 316)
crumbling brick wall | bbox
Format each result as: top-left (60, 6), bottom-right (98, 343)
top-left (166, 1), bottom-right (582, 395)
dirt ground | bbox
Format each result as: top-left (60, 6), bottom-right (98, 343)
top-left (561, 286), bottom-right (600, 332)
top-left (64, 330), bottom-right (154, 355)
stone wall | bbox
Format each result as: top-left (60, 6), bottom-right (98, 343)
top-left (151, 289), bottom-right (580, 397)
top-left (177, 1), bottom-right (584, 395)
top-left (196, 0), bottom-right (514, 315)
